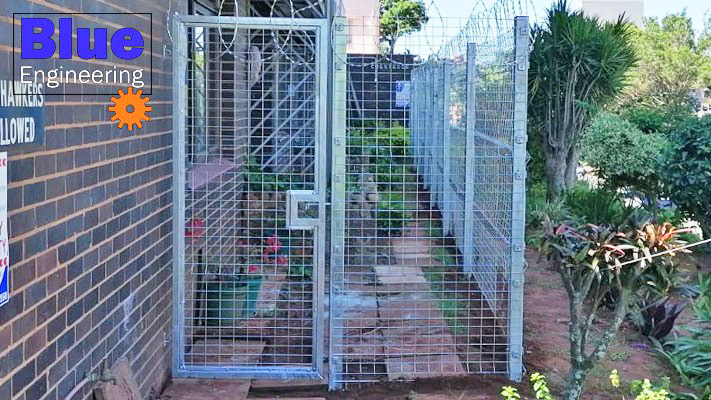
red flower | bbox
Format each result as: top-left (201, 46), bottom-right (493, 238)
top-left (265, 235), bottom-right (282, 253)
top-left (602, 244), bottom-right (625, 256)
top-left (276, 256), bottom-right (288, 265)
top-left (248, 265), bottom-right (260, 273)
top-left (185, 218), bottom-right (205, 238)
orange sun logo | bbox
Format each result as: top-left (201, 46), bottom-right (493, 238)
top-left (108, 87), bottom-right (151, 131)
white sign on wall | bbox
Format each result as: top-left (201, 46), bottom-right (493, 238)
top-left (395, 81), bottom-right (410, 108)
top-left (0, 152), bottom-right (8, 308)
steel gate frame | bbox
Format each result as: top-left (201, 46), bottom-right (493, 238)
top-left (171, 15), bottom-right (330, 380)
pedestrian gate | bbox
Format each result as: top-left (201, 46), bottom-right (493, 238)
top-left (171, 16), bottom-right (329, 380)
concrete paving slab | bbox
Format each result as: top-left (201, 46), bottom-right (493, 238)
top-left (386, 354), bottom-right (466, 380)
top-left (161, 379), bottom-right (251, 400)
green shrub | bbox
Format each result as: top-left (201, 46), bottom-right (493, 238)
top-left (656, 208), bottom-right (686, 227)
top-left (376, 192), bottom-right (411, 235)
top-left (623, 107), bottom-right (690, 135)
top-left (246, 156), bottom-right (306, 192)
top-left (662, 116), bottom-right (711, 238)
top-left (527, 182), bottom-right (574, 228)
top-left (581, 113), bottom-right (669, 203)
top-left (655, 274), bottom-right (711, 393)
top-left (563, 183), bottom-right (630, 226)
top-left (348, 124), bottom-right (416, 192)
top-left (347, 124), bottom-right (411, 160)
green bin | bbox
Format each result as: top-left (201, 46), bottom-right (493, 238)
top-left (205, 276), bottom-right (262, 326)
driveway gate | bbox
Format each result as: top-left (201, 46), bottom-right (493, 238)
top-left (171, 16), bottom-right (329, 379)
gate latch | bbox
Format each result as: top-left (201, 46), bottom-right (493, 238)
top-left (286, 190), bottom-right (319, 230)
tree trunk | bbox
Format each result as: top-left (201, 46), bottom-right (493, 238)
top-left (564, 365), bottom-right (589, 400)
top-left (564, 146), bottom-right (579, 189)
top-left (545, 151), bottom-right (568, 201)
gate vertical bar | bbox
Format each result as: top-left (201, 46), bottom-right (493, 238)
top-left (314, 18), bottom-right (330, 378)
top-left (442, 62), bottom-right (452, 235)
top-left (508, 16), bottom-right (529, 382)
top-left (171, 15), bottom-right (188, 373)
top-left (329, 16), bottom-right (348, 390)
top-left (463, 43), bottom-right (477, 276)
top-left (425, 66), bottom-right (433, 190)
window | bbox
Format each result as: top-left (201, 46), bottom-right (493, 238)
top-left (187, 0), bottom-right (218, 165)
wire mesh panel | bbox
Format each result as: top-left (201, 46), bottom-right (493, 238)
top-left (329, 4), bottom-right (528, 388)
top-left (172, 16), bottom-right (328, 379)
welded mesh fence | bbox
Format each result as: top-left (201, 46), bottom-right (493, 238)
top-left (329, 7), bottom-right (528, 388)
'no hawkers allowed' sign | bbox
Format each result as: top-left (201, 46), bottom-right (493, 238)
top-left (0, 79), bottom-right (43, 308)
top-left (0, 79), bottom-right (45, 148)
top-left (0, 152), bottom-right (8, 308)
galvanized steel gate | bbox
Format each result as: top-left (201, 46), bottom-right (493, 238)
top-left (171, 16), bottom-right (328, 379)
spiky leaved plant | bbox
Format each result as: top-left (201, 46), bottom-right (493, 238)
top-left (528, 0), bottom-right (636, 199)
top-left (540, 218), bottom-right (688, 400)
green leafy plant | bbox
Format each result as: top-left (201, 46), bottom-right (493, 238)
top-left (540, 220), bottom-right (687, 400)
top-left (623, 107), bottom-right (690, 135)
top-left (528, 185), bottom-right (573, 229)
top-left (531, 372), bottom-right (554, 400)
top-left (655, 273), bottom-right (711, 393)
top-left (662, 116), bottom-right (711, 238)
top-left (500, 370), bottom-right (675, 400)
top-left (348, 124), bottom-right (416, 193)
top-left (563, 183), bottom-right (630, 226)
top-left (581, 113), bottom-right (669, 209)
top-left (628, 379), bottom-right (671, 400)
top-left (655, 208), bottom-right (686, 227)
top-left (501, 385), bottom-right (521, 400)
top-left (376, 192), bottom-right (411, 235)
top-left (246, 156), bottom-right (306, 192)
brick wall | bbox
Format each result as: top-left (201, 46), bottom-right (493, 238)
top-left (0, 0), bottom-right (184, 399)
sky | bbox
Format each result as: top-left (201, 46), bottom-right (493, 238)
top-left (393, 0), bottom-right (709, 57)
top-left (436, 0), bottom-right (708, 32)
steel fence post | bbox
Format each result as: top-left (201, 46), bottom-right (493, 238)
top-left (508, 16), bottom-right (530, 382)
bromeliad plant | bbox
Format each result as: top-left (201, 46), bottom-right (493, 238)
top-left (540, 219), bottom-right (689, 400)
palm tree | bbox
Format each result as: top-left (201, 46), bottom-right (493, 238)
top-left (529, 0), bottom-right (636, 200)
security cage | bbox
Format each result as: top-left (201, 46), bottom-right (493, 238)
top-left (172, 2), bottom-right (528, 389)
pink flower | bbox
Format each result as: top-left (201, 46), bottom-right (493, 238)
top-left (185, 218), bottom-right (205, 238)
top-left (265, 235), bottom-right (282, 253)
top-left (248, 265), bottom-right (260, 273)
top-left (276, 256), bottom-right (288, 265)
